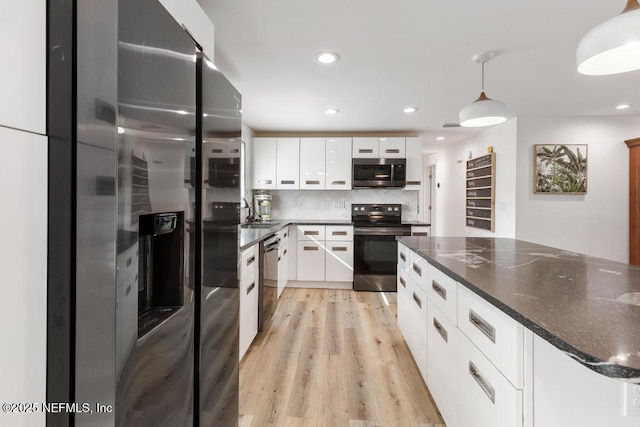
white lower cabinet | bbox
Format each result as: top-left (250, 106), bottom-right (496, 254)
top-left (239, 244), bottom-right (259, 360)
top-left (325, 241), bottom-right (353, 282)
top-left (457, 330), bottom-right (523, 427)
top-left (397, 269), bottom-right (411, 341)
top-left (297, 240), bottom-right (325, 281)
top-left (277, 241), bottom-right (288, 298)
top-left (409, 282), bottom-right (428, 383)
top-left (295, 225), bottom-right (354, 285)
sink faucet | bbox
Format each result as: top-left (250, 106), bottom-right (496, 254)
top-left (242, 197), bottom-right (254, 222)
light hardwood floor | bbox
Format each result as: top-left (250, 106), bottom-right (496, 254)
top-left (239, 288), bottom-right (446, 427)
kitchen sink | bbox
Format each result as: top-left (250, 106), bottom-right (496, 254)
top-left (241, 222), bottom-right (281, 229)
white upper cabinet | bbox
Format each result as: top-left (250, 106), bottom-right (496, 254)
top-left (353, 137), bottom-right (406, 158)
top-left (0, 1), bottom-right (46, 134)
top-left (404, 137), bottom-right (423, 188)
top-left (379, 137), bottom-right (406, 158)
top-left (325, 137), bottom-right (352, 190)
top-left (252, 137), bottom-right (277, 189)
top-left (352, 137), bottom-right (379, 158)
top-left (276, 137), bottom-right (300, 189)
top-left (299, 138), bottom-right (326, 189)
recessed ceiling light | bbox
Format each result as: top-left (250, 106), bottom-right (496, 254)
top-left (325, 108), bottom-right (339, 115)
top-left (315, 52), bottom-right (340, 64)
top-left (403, 107), bottom-right (419, 113)
top-left (436, 136), bottom-right (445, 141)
top-left (616, 103), bottom-right (631, 110)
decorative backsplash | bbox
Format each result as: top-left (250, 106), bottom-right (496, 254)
top-left (267, 189), bottom-right (419, 221)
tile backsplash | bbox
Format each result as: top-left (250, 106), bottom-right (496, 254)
top-left (267, 189), bottom-right (419, 221)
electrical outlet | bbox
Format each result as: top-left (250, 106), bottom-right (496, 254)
top-left (624, 382), bottom-right (640, 417)
top-left (334, 199), bottom-right (346, 208)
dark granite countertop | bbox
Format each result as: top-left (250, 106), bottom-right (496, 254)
top-left (397, 236), bottom-right (640, 380)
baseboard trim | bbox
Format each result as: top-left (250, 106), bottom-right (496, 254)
top-left (286, 280), bottom-right (353, 290)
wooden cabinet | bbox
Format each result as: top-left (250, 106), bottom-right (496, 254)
top-left (239, 244), bottom-right (259, 360)
top-left (299, 137), bottom-right (326, 189)
top-left (325, 137), bottom-right (352, 189)
top-left (276, 137), bottom-right (300, 189)
top-left (252, 137), bottom-right (277, 189)
top-left (404, 137), bottom-right (423, 188)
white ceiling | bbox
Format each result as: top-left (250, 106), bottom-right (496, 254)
top-left (197, 0), bottom-right (640, 145)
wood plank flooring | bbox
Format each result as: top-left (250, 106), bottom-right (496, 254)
top-left (239, 288), bottom-right (446, 427)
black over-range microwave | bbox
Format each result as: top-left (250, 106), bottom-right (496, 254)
top-left (352, 158), bottom-right (406, 188)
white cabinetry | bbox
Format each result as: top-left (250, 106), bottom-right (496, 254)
top-left (397, 244), bottom-right (412, 342)
top-left (325, 241), bottom-right (353, 282)
top-left (239, 244), bottom-right (259, 360)
top-left (276, 227), bottom-right (289, 297)
top-left (411, 226), bottom-right (430, 237)
top-left (276, 137), bottom-right (300, 189)
top-left (379, 137), bottom-right (406, 158)
top-left (295, 225), bottom-right (353, 285)
top-left (404, 137), bottom-right (423, 188)
top-left (297, 240), bottom-right (325, 281)
top-left (352, 137), bottom-right (379, 158)
top-left (325, 138), bottom-right (352, 189)
top-left (299, 137), bottom-right (326, 189)
top-left (409, 282), bottom-right (428, 382)
top-left (252, 137), bottom-right (277, 189)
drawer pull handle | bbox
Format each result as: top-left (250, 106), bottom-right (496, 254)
top-left (283, 249), bottom-right (287, 255)
top-left (399, 276), bottom-right (406, 288)
top-left (259, 180), bottom-right (272, 184)
top-left (281, 180), bottom-right (295, 185)
top-left (469, 309), bottom-right (496, 343)
top-left (413, 232), bottom-right (429, 236)
top-left (331, 180), bottom-right (346, 185)
top-left (400, 252), bottom-right (406, 262)
top-left (126, 257), bottom-right (132, 267)
top-left (304, 231), bottom-right (320, 236)
top-left (407, 181), bottom-right (421, 185)
top-left (247, 282), bottom-right (256, 295)
top-left (433, 317), bottom-right (448, 343)
top-left (412, 263), bottom-right (422, 276)
top-left (305, 180), bottom-right (320, 185)
top-left (278, 256), bottom-right (281, 262)
top-left (385, 149), bottom-right (400, 153)
top-left (332, 231), bottom-right (348, 236)
top-left (332, 246), bottom-right (347, 252)
top-left (304, 246), bottom-right (319, 251)
top-left (230, 148), bottom-right (240, 154)
top-left (247, 255), bottom-right (255, 266)
top-left (469, 361), bottom-right (496, 404)
top-left (432, 280), bottom-right (447, 301)
top-left (412, 292), bottom-right (422, 308)
top-left (359, 149), bottom-right (374, 153)
top-left (125, 285), bottom-right (131, 296)
top-left (211, 148), bottom-right (224, 153)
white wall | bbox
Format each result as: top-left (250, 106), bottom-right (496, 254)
top-left (159, 0), bottom-right (215, 58)
top-left (516, 116), bottom-right (639, 263)
top-left (433, 118), bottom-right (518, 237)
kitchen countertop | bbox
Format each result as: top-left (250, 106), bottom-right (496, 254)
top-left (397, 236), bottom-right (640, 380)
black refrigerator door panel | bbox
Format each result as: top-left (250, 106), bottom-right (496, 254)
top-left (116, 0), bottom-right (196, 425)
top-left (199, 56), bottom-right (241, 426)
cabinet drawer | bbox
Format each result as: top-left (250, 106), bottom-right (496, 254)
top-left (427, 301), bottom-right (459, 427)
top-left (239, 271), bottom-right (259, 360)
top-left (397, 244), bottom-right (411, 273)
top-left (277, 226), bottom-right (289, 242)
top-left (297, 225), bottom-right (325, 241)
top-left (297, 241), bottom-right (325, 281)
top-left (409, 252), bottom-right (429, 292)
top-left (325, 241), bottom-right (353, 282)
top-left (457, 331), bottom-right (523, 427)
top-left (427, 264), bottom-right (458, 325)
top-left (397, 269), bottom-right (411, 342)
top-left (325, 225), bottom-right (353, 241)
top-left (240, 244), bottom-right (258, 281)
top-left (457, 284), bottom-right (524, 388)
top-left (409, 282), bottom-right (428, 383)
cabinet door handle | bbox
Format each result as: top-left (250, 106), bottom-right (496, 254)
top-left (259, 180), bottom-right (272, 184)
top-left (305, 180), bottom-right (320, 185)
top-left (469, 361), bottom-right (496, 404)
top-left (246, 255), bottom-right (256, 266)
top-left (432, 280), bottom-right (447, 301)
top-left (399, 276), bottom-right (406, 288)
top-left (211, 148), bottom-right (224, 153)
top-left (278, 256), bottom-right (281, 262)
top-left (283, 249), bottom-right (287, 255)
top-left (281, 180), bottom-right (295, 185)
top-left (332, 231), bottom-right (347, 236)
top-left (399, 252), bottom-right (406, 262)
top-left (358, 149), bottom-right (373, 154)
top-left (303, 246), bottom-right (319, 251)
top-left (385, 149), bottom-right (400, 154)
top-left (331, 180), bottom-right (346, 185)
top-left (332, 246), bottom-right (347, 252)
top-left (246, 282), bottom-right (256, 295)
top-left (412, 263), bottom-right (422, 276)
top-left (126, 257), bottom-right (132, 267)
top-left (412, 292), bottom-right (422, 309)
top-left (304, 230), bottom-right (319, 236)
top-left (230, 148), bottom-right (240, 154)
top-left (413, 232), bottom-right (429, 236)
top-left (433, 317), bottom-right (448, 343)
top-left (469, 309), bottom-right (496, 343)
top-left (406, 181), bottom-right (421, 186)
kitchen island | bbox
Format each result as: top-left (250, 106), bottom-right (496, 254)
top-left (397, 236), bottom-right (640, 427)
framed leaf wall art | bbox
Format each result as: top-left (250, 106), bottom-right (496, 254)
top-left (534, 144), bottom-right (587, 194)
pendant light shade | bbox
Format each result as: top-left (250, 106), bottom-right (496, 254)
top-left (459, 52), bottom-right (508, 128)
top-left (577, 1), bottom-right (640, 75)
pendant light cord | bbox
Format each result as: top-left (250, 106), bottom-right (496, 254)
top-left (481, 60), bottom-right (485, 92)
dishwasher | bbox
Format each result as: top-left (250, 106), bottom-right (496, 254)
top-left (258, 233), bottom-right (280, 331)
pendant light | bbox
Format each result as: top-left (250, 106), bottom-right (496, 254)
top-left (459, 52), bottom-right (508, 128)
top-left (577, 0), bottom-right (640, 75)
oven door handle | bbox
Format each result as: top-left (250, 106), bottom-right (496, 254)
top-left (354, 227), bottom-right (412, 236)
